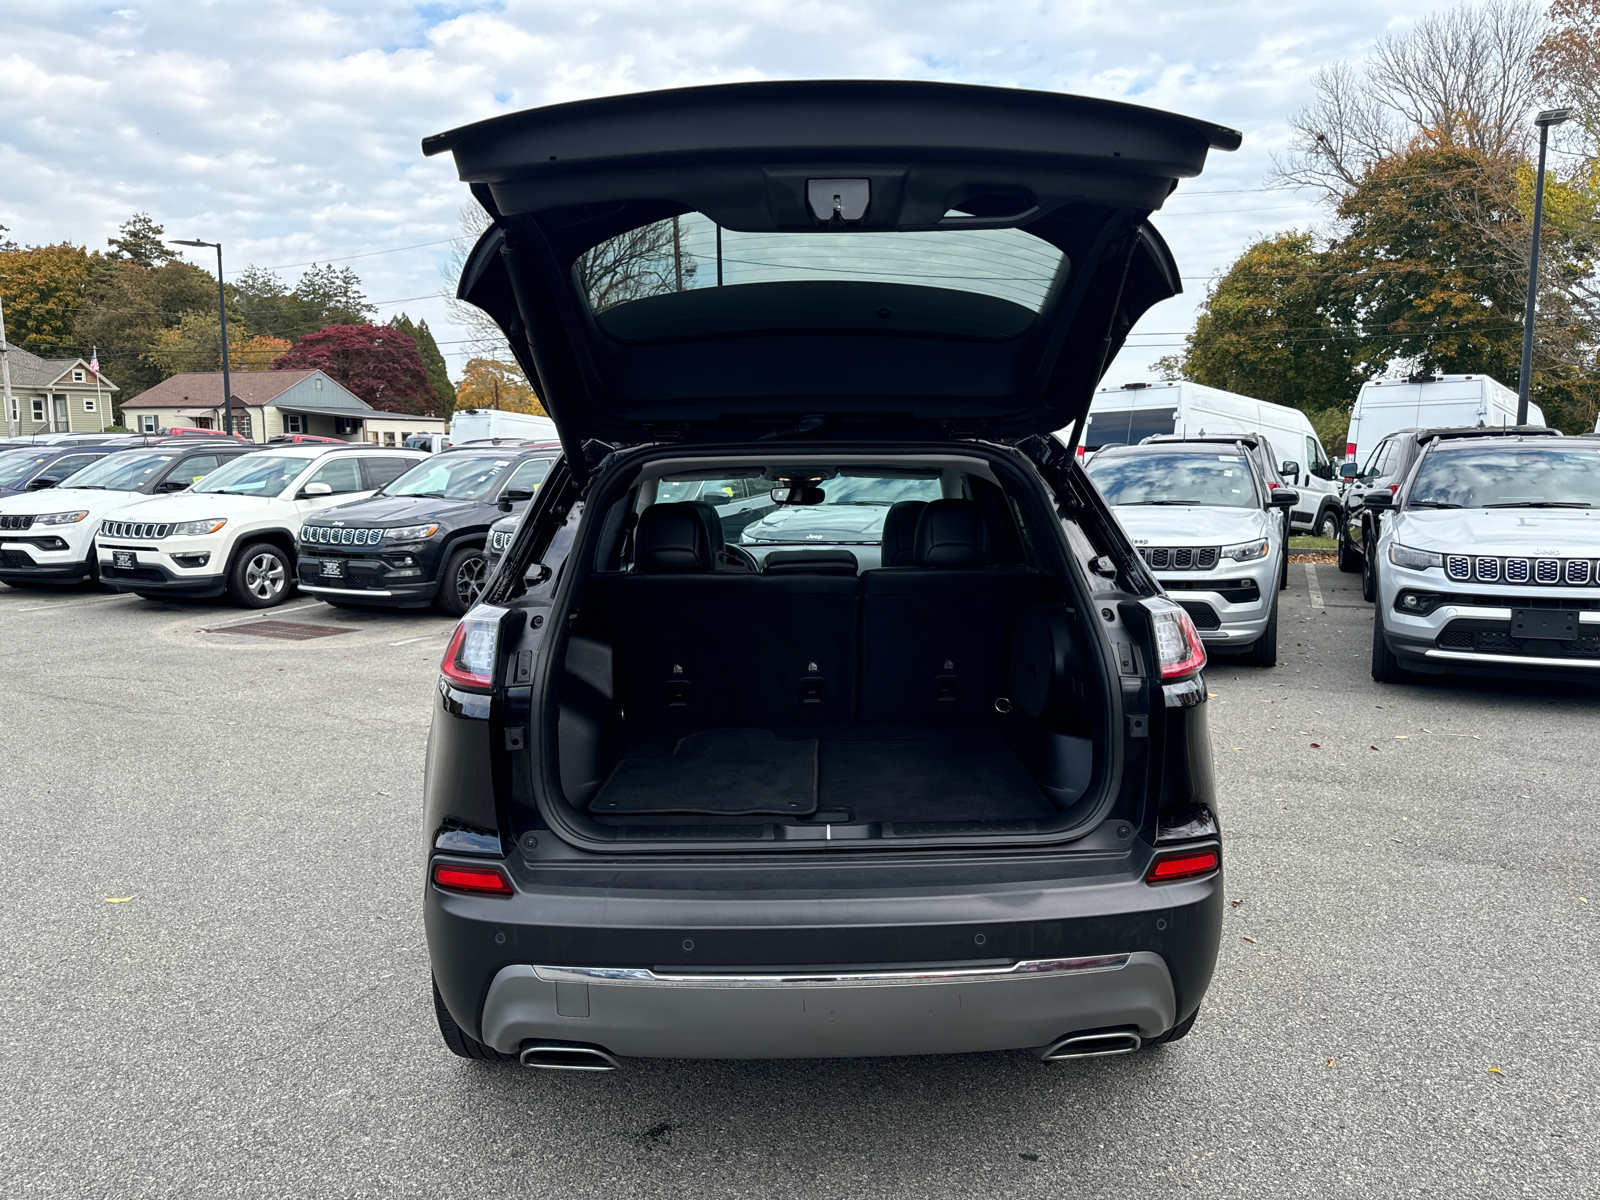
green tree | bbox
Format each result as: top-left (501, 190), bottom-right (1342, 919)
top-left (106, 213), bottom-right (176, 268)
top-left (392, 313), bottom-right (456, 416)
top-left (1179, 231), bottom-right (1366, 414)
top-left (74, 258), bottom-right (218, 399)
top-left (0, 242), bottom-right (94, 355)
top-left (232, 263), bottom-right (375, 342)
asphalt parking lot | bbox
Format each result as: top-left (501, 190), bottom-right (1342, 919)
top-left (2, 571), bottom-right (1597, 1199)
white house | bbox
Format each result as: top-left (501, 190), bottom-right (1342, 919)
top-left (2, 345), bottom-right (119, 435)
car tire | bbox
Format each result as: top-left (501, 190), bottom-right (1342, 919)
top-left (1279, 545), bottom-right (1289, 591)
top-left (1360, 533), bottom-right (1377, 603)
top-left (1337, 525), bottom-right (1363, 573)
top-left (433, 977), bottom-right (516, 1062)
top-left (228, 542), bottom-right (293, 608)
top-left (132, 591), bottom-right (167, 600)
top-left (1370, 610), bottom-right (1409, 684)
top-left (1242, 593), bottom-right (1278, 667)
top-left (1316, 507), bottom-right (1340, 540)
top-left (437, 544), bottom-right (489, 617)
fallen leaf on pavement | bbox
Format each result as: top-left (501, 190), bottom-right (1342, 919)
top-left (1371, 745), bottom-right (1379, 750)
top-left (1242, 936), bottom-right (1258, 944)
top-left (1488, 1067), bottom-right (1505, 1076)
top-left (1232, 746), bottom-right (1242, 752)
top-left (1230, 899), bottom-right (1243, 908)
top-left (105, 897), bottom-right (134, 903)
top-left (1326, 1058), bottom-right (1335, 1068)
top-left (1394, 735), bottom-right (1409, 740)
top-left (1310, 743), bottom-right (1320, 748)
top-left (378, 791), bottom-right (391, 796)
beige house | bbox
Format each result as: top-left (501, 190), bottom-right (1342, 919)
top-left (118, 370), bottom-right (447, 445)
top-left (2, 345), bottom-right (119, 435)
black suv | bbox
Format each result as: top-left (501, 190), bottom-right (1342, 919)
top-left (297, 445), bottom-right (559, 616)
top-left (420, 81), bottom-right (1235, 1069)
top-left (1336, 425), bottom-right (1557, 600)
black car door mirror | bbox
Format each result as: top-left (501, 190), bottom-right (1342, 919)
top-left (1281, 459), bottom-right (1300, 480)
top-left (25, 476), bottom-right (62, 491)
top-left (498, 488), bottom-right (534, 513)
top-left (1268, 487), bottom-right (1300, 508)
top-left (1363, 489), bottom-right (1394, 509)
top-left (155, 478), bottom-right (189, 493)
top-left (1338, 462), bottom-right (1361, 480)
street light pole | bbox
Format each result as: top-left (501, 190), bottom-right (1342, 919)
top-left (1518, 108), bottom-right (1572, 426)
top-left (169, 238), bottom-right (236, 437)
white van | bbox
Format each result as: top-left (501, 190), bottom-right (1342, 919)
top-left (447, 408), bottom-right (559, 445)
top-left (1078, 380), bottom-right (1341, 536)
top-left (1343, 374), bottom-right (1540, 465)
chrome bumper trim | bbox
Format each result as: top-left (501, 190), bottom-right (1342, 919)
top-left (1424, 649), bottom-right (1600, 669)
top-left (1446, 605), bottom-right (1513, 620)
top-left (531, 954), bottom-right (1131, 990)
top-left (299, 584), bottom-right (395, 597)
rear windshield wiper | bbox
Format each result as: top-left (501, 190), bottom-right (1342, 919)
top-left (1407, 500), bottom-right (1463, 508)
top-left (1482, 501), bottom-right (1592, 509)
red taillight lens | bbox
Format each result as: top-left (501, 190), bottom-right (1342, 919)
top-left (1388, 483), bottom-right (1400, 494)
top-left (1345, 442), bottom-right (1357, 459)
top-left (1266, 480), bottom-right (1278, 489)
top-left (440, 609), bottom-right (501, 689)
top-left (1146, 848), bottom-right (1219, 884)
top-left (1148, 601), bottom-right (1207, 680)
top-left (432, 863), bottom-right (514, 896)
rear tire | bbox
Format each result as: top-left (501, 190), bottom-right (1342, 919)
top-left (1315, 507), bottom-right (1340, 541)
top-left (1243, 593), bottom-right (1279, 667)
top-left (1360, 533), bottom-right (1377, 602)
top-left (436, 544), bottom-right (489, 617)
top-left (433, 977), bottom-right (516, 1062)
top-left (1337, 523), bottom-right (1363, 573)
top-left (227, 543), bottom-right (293, 608)
top-left (1370, 609), bottom-right (1409, 684)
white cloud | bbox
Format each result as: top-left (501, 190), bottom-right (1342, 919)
top-left (2, 0), bottom-right (1458, 383)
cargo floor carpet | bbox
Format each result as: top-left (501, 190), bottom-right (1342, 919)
top-left (589, 728), bottom-right (819, 816)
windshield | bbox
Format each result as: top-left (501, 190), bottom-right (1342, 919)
top-left (738, 474), bottom-right (944, 544)
top-left (0, 453), bottom-right (51, 488)
top-left (192, 454), bottom-right (313, 497)
top-left (1082, 406), bottom-right (1179, 450)
top-left (383, 453), bottom-right (515, 500)
top-left (582, 213), bottom-right (1066, 314)
top-left (54, 452), bottom-right (176, 492)
top-left (1407, 444), bottom-right (1600, 508)
top-left (1086, 450), bottom-right (1259, 508)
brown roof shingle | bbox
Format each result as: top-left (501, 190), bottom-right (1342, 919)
top-left (120, 371), bottom-right (320, 409)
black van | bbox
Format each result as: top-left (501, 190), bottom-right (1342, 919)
top-left (420, 80), bottom-right (1232, 1069)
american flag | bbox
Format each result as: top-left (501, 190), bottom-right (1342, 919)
top-left (89, 349), bottom-right (100, 376)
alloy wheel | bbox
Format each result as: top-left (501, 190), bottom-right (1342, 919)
top-left (246, 553), bottom-right (287, 601)
top-left (455, 554), bottom-right (488, 608)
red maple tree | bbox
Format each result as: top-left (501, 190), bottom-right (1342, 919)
top-left (272, 323), bottom-right (442, 415)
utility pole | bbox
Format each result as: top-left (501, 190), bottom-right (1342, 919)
top-left (0, 289), bottom-right (15, 438)
top-left (1518, 108), bottom-right (1573, 426)
top-left (169, 238), bottom-right (236, 436)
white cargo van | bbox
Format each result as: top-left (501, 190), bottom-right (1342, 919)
top-left (447, 408), bottom-right (559, 444)
top-left (1079, 380), bottom-right (1341, 536)
top-left (1343, 374), bottom-right (1539, 465)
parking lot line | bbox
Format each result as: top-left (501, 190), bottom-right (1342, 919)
top-left (1304, 562), bottom-right (1324, 609)
top-left (201, 601), bottom-right (325, 629)
top-left (388, 632), bottom-right (450, 646)
top-left (11, 593), bottom-right (137, 614)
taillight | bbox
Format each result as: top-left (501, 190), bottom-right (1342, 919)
top-left (1146, 848), bottom-right (1219, 884)
top-left (1346, 442), bottom-right (1357, 459)
top-left (1266, 480), bottom-right (1278, 489)
top-left (432, 863), bottom-right (514, 896)
top-left (1145, 599), bottom-right (1207, 679)
top-left (439, 606), bottom-right (504, 690)
top-left (1388, 483), bottom-right (1400, 494)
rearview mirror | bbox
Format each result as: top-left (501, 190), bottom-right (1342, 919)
top-left (301, 482), bottom-right (333, 497)
top-left (1339, 462), bottom-right (1361, 480)
top-left (1268, 487), bottom-right (1299, 508)
top-left (24, 476), bottom-right (61, 491)
top-left (771, 485), bottom-right (827, 505)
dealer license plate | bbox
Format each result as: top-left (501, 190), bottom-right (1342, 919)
top-left (112, 551), bottom-right (135, 570)
top-left (1512, 608), bottom-right (1579, 640)
top-left (320, 559), bottom-right (344, 580)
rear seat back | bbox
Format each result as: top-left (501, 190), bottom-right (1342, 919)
top-left (861, 499), bottom-right (1043, 721)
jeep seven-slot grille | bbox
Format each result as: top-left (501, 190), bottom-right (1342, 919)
top-left (301, 526), bottom-right (383, 546)
top-left (1445, 555), bottom-right (1599, 586)
top-left (101, 519), bottom-right (172, 539)
top-left (0, 514), bottom-right (34, 531)
top-left (489, 530), bottom-right (513, 554)
top-left (1141, 546), bottom-right (1219, 571)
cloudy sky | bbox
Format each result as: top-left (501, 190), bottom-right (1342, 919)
top-left (3, 0), bottom-right (1475, 382)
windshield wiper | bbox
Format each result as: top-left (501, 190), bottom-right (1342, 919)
top-left (1407, 500), bottom-right (1463, 508)
top-left (1482, 501), bottom-right (1592, 509)
top-left (1121, 500), bottom-right (1199, 506)
top-left (397, 491), bottom-right (448, 499)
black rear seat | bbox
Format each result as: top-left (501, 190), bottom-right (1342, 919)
top-left (584, 503), bottom-right (859, 729)
top-left (860, 498), bottom-right (1043, 721)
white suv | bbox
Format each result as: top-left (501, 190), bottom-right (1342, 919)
top-left (1370, 432), bottom-right (1600, 682)
top-left (97, 445), bottom-right (425, 607)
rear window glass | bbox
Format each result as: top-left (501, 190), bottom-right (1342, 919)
top-left (1085, 450), bottom-right (1258, 509)
top-left (1083, 407), bottom-right (1179, 449)
top-left (1408, 444), bottom-right (1600, 508)
top-left (582, 213), bottom-right (1066, 316)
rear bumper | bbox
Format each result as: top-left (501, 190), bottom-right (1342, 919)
top-left (427, 855), bottom-right (1222, 1060)
top-left (479, 953), bottom-right (1174, 1058)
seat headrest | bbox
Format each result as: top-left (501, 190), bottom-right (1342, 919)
top-left (914, 498), bottom-right (991, 568)
top-left (635, 503), bottom-right (714, 573)
top-left (684, 500), bottom-right (726, 554)
top-left (763, 549), bottom-right (860, 576)
top-left (878, 500), bottom-right (928, 568)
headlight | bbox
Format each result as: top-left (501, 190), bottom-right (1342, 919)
top-left (386, 523), bottom-right (439, 540)
top-left (33, 510), bottom-right (90, 526)
top-left (1221, 538), bottom-right (1270, 562)
top-left (169, 518), bottom-right (228, 536)
top-left (1388, 543), bottom-right (1442, 570)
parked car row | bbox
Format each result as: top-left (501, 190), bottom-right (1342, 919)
top-left (0, 437), bottom-right (561, 613)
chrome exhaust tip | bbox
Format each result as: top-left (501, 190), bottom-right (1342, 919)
top-left (518, 1041), bottom-right (622, 1071)
top-left (1038, 1028), bottom-right (1142, 1061)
